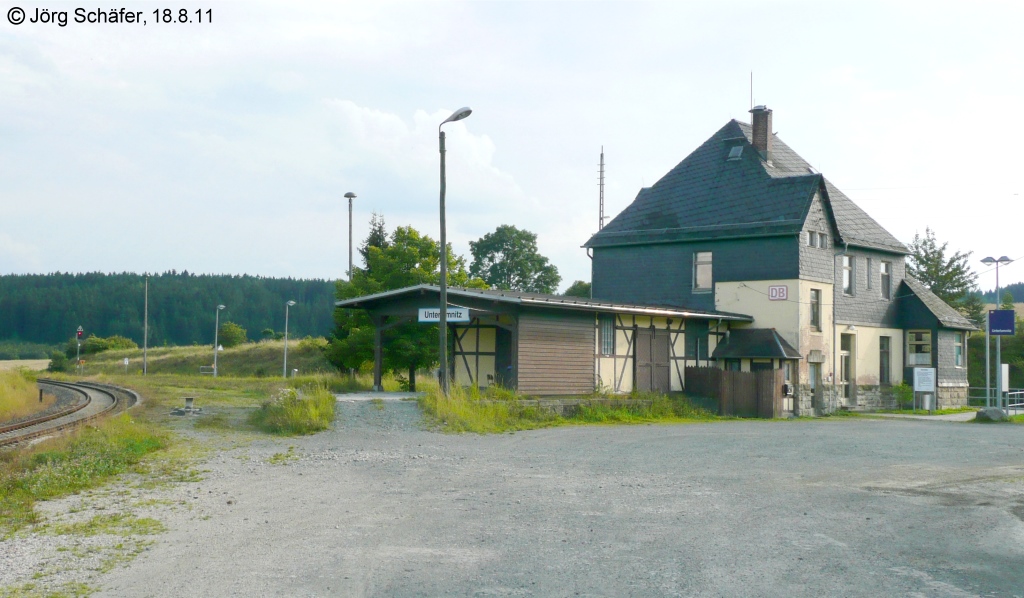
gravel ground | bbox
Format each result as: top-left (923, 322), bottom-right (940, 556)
top-left (5, 394), bottom-right (1024, 597)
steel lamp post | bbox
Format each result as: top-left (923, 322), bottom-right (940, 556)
top-left (981, 255), bottom-right (1014, 411)
top-left (283, 300), bottom-right (296, 378)
top-left (438, 106), bottom-right (472, 395)
top-left (213, 304), bottom-right (225, 377)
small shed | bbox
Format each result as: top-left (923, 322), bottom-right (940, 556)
top-left (336, 285), bottom-right (751, 395)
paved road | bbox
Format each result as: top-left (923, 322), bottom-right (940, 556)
top-left (96, 398), bottom-right (1024, 597)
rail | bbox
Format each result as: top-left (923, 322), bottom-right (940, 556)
top-left (0, 380), bottom-right (137, 448)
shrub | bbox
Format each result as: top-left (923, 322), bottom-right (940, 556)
top-left (248, 385), bottom-right (335, 435)
top-left (47, 351), bottom-right (69, 372)
top-left (893, 382), bottom-right (914, 410)
top-left (299, 336), bottom-right (329, 351)
top-left (218, 322), bottom-right (247, 348)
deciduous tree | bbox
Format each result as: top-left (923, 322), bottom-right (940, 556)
top-left (328, 222), bottom-right (486, 389)
top-left (563, 280), bottom-right (591, 298)
top-left (469, 225), bottom-right (561, 294)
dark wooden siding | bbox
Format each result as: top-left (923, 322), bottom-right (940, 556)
top-left (517, 312), bottom-right (595, 395)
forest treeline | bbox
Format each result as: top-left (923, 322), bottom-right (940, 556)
top-left (0, 272), bottom-right (335, 347)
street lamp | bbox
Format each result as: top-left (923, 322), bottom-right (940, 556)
top-left (438, 106), bottom-right (472, 395)
top-left (344, 192), bottom-right (357, 280)
top-left (213, 304), bottom-right (225, 378)
top-left (283, 300), bottom-right (296, 378)
top-left (981, 256), bottom-right (1014, 411)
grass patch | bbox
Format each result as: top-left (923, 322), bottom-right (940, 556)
top-left (419, 384), bottom-right (719, 434)
top-left (0, 581), bottom-right (96, 597)
top-left (0, 369), bottom-right (57, 422)
top-left (40, 513), bottom-right (166, 537)
top-left (248, 385), bottom-right (336, 435)
top-left (0, 414), bottom-right (168, 537)
top-left (268, 446), bottom-right (298, 465)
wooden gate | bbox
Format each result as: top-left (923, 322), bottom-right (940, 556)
top-left (635, 328), bottom-right (670, 393)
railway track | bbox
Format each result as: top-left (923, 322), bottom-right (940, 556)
top-left (0, 380), bottom-right (140, 448)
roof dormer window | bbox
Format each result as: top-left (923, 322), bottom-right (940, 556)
top-left (727, 146), bottom-right (743, 161)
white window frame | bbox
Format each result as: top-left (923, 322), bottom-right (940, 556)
top-left (954, 332), bottom-right (964, 368)
top-left (907, 330), bottom-right (932, 367)
top-left (880, 261), bottom-right (891, 300)
top-left (693, 251), bottom-right (713, 293)
top-left (810, 288), bottom-right (822, 331)
top-left (842, 256), bottom-right (854, 296)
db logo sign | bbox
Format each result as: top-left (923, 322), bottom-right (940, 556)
top-left (769, 285), bottom-right (788, 301)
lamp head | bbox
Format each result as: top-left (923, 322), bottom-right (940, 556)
top-left (344, 192), bottom-right (356, 199)
top-left (981, 257), bottom-right (996, 265)
top-left (286, 300), bottom-right (296, 307)
top-left (217, 304), bottom-right (225, 311)
top-left (997, 256), bottom-right (1013, 264)
top-left (441, 107), bottom-right (472, 125)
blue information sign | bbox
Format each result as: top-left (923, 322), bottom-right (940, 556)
top-left (989, 310), bottom-right (1016, 336)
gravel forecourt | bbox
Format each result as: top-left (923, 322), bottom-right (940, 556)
top-left (8, 393), bottom-right (1024, 597)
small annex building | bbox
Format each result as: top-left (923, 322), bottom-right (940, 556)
top-left (335, 285), bottom-right (750, 395)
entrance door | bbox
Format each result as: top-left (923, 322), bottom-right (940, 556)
top-left (635, 328), bottom-right (671, 393)
top-left (494, 328), bottom-right (513, 388)
top-left (840, 333), bottom-right (855, 406)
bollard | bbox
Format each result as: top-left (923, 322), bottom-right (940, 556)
top-left (39, 389), bottom-right (43, 403)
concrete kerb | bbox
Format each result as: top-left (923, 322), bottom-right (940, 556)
top-left (334, 391), bottom-right (422, 402)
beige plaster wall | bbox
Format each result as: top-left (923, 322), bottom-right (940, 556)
top-left (715, 279), bottom-right (801, 348)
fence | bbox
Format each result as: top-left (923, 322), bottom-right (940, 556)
top-left (684, 366), bottom-right (785, 418)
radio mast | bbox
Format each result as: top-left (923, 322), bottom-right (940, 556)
top-left (598, 146), bottom-right (606, 230)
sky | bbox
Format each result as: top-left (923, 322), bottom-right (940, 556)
top-left (1, 1), bottom-right (1023, 294)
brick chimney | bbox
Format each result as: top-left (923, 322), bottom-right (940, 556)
top-left (749, 105), bottom-right (772, 161)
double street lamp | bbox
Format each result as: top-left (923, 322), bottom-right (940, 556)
top-left (438, 106), bottom-right (472, 395)
top-left (283, 300), bottom-right (296, 378)
top-left (213, 304), bottom-right (225, 377)
top-left (981, 255), bottom-right (1014, 410)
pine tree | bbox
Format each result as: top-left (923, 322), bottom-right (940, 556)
top-left (907, 227), bottom-right (978, 316)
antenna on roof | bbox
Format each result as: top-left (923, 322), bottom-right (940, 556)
top-left (750, 71), bottom-right (753, 110)
top-left (598, 146), bottom-right (607, 230)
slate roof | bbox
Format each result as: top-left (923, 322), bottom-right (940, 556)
top-left (336, 284), bottom-right (753, 322)
top-left (584, 120), bottom-right (908, 254)
top-left (710, 328), bottom-right (802, 359)
top-left (899, 277), bottom-right (979, 331)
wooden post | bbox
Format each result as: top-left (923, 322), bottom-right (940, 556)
top-left (39, 388), bottom-right (43, 403)
top-left (373, 316), bottom-right (383, 392)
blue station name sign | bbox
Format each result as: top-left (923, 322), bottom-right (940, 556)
top-left (989, 309), bottom-right (1016, 336)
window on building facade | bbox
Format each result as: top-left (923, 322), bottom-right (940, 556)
top-left (866, 258), bottom-right (873, 289)
top-left (954, 332), bottom-right (964, 367)
top-left (907, 330), bottom-right (932, 367)
top-left (693, 251), bottom-right (712, 292)
top-left (818, 234), bottom-right (828, 248)
top-left (807, 231), bottom-right (817, 247)
top-left (599, 315), bottom-right (615, 356)
top-left (810, 289), bottom-right (822, 331)
top-left (726, 359), bottom-right (741, 371)
top-left (879, 336), bottom-right (891, 385)
top-left (840, 333), bottom-right (854, 399)
top-left (842, 256), bottom-right (854, 295)
top-left (880, 262), bottom-right (891, 300)
top-left (727, 146), bottom-right (743, 160)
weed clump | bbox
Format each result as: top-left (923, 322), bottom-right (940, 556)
top-left (248, 385), bottom-right (336, 435)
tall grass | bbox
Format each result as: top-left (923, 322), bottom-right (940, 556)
top-left (0, 369), bottom-right (55, 422)
top-left (419, 384), bottom-right (560, 433)
top-left (248, 384), bottom-right (336, 435)
top-left (419, 385), bottom-right (718, 433)
top-left (0, 413), bottom-right (167, 536)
